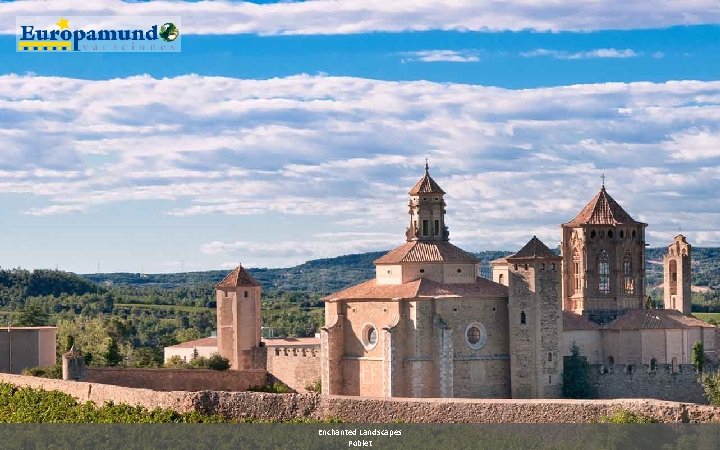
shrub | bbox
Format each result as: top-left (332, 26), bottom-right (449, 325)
top-left (305, 379), bottom-right (321, 393)
top-left (21, 364), bottom-right (62, 379)
top-left (248, 381), bottom-right (294, 393)
top-left (0, 383), bottom-right (231, 423)
top-left (700, 371), bottom-right (720, 405)
top-left (207, 354), bottom-right (230, 371)
top-left (163, 355), bottom-right (188, 368)
top-left (599, 410), bottom-right (655, 423)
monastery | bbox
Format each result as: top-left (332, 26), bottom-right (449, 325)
top-left (168, 164), bottom-right (716, 399)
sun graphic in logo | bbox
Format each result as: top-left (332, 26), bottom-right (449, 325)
top-left (159, 23), bottom-right (179, 42)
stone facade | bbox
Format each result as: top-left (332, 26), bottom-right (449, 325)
top-left (664, 234), bottom-right (692, 315)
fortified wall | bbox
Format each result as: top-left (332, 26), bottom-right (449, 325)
top-left (85, 368), bottom-right (267, 392)
top-left (1, 373), bottom-right (719, 423)
top-left (266, 344), bottom-right (321, 392)
top-left (589, 363), bottom-right (707, 404)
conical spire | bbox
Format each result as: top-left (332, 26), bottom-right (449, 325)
top-left (216, 264), bottom-right (260, 288)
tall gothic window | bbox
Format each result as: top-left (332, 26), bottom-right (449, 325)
top-left (623, 254), bottom-right (634, 294)
top-left (422, 219), bottom-right (429, 236)
top-left (434, 219), bottom-right (440, 236)
top-left (573, 249), bottom-right (582, 292)
top-left (598, 250), bottom-right (610, 294)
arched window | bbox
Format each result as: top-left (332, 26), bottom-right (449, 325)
top-left (498, 273), bottom-right (504, 285)
top-left (598, 250), bottom-right (610, 294)
top-left (520, 311), bottom-right (526, 325)
top-left (623, 255), bottom-right (634, 294)
top-left (573, 249), bottom-right (582, 292)
top-left (669, 260), bottom-right (678, 295)
top-left (548, 352), bottom-right (553, 362)
top-left (632, 230), bottom-right (636, 239)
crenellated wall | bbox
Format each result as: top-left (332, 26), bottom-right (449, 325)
top-left (266, 345), bottom-right (321, 392)
top-left (589, 363), bottom-right (708, 404)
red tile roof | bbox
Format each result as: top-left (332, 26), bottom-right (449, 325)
top-left (507, 236), bottom-right (560, 260)
top-left (374, 240), bottom-right (479, 264)
top-left (563, 312), bottom-right (601, 330)
top-left (408, 165), bottom-right (445, 195)
top-left (605, 309), bottom-right (715, 330)
top-left (325, 276), bottom-right (508, 302)
top-left (216, 265), bottom-right (260, 288)
top-left (166, 337), bottom-right (218, 349)
top-left (564, 186), bottom-right (645, 227)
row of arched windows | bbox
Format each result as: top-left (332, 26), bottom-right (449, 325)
top-left (589, 229), bottom-right (637, 239)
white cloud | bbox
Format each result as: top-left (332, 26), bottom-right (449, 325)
top-left (2, 1), bottom-right (720, 35)
top-left (2, 74), bottom-right (720, 264)
top-left (402, 50), bottom-right (479, 63)
top-left (521, 48), bottom-right (639, 59)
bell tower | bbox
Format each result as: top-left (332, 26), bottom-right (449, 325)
top-left (216, 264), bottom-right (263, 370)
top-left (406, 161), bottom-right (449, 242)
top-left (663, 234), bottom-right (692, 315)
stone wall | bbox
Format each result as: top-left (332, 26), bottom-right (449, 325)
top-left (266, 346), bottom-right (321, 392)
top-left (589, 363), bottom-right (707, 404)
top-left (85, 368), bottom-right (267, 392)
top-left (1, 373), bottom-right (719, 423)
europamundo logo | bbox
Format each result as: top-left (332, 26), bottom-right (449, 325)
top-left (16, 16), bottom-right (181, 52)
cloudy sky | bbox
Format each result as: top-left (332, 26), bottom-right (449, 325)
top-left (1, 0), bottom-right (719, 273)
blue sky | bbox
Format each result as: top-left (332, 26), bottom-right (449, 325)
top-left (1, 0), bottom-right (719, 273)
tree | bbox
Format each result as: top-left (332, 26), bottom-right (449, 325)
top-left (563, 342), bottom-right (596, 399)
top-left (15, 302), bottom-right (49, 326)
top-left (106, 338), bottom-right (122, 366)
top-left (701, 371), bottom-right (720, 405)
top-left (692, 341), bottom-right (705, 373)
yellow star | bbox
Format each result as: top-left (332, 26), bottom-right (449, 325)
top-left (56, 17), bottom-right (69, 30)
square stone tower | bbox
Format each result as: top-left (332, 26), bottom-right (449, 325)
top-left (507, 236), bottom-right (563, 399)
top-left (561, 184), bottom-right (647, 323)
top-left (216, 265), bottom-right (263, 370)
top-left (663, 234), bottom-right (692, 315)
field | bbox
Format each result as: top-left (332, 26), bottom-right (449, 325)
top-left (693, 312), bottom-right (720, 324)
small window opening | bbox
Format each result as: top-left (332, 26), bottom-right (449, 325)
top-left (422, 220), bottom-right (429, 236)
top-left (434, 219), bottom-right (440, 236)
top-left (590, 230), bottom-right (596, 238)
top-left (540, 263), bottom-right (545, 270)
top-left (520, 311), bottom-right (526, 325)
top-left (650, 358), bottom-right (657, 371)
top-left (456, 268), bottom-right (462, 273)
top-left (548, 352), bottom-right (553, 362)
top-left (244, 291), bottom-right (248, 298)
top-left (419, 268), bottom-right (425, 274)
top-left (608, 230), bottom-right (613, 238)
top-left (608, 356), bottom-right (614, 365)
top-left (620, 230), bottom-right (624, 238)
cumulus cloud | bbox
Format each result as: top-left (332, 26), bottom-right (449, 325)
top-left (2, 74), bottom-right (720, 265)
top-left (402, 50), bottom-right (479, 63)
top-left (521, 48), bottom-right (639, 59)
top-left (2, 0), bottom-right (720, 35)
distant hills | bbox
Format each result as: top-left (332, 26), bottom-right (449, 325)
top-left (81, 247), bottom-right (720, 295)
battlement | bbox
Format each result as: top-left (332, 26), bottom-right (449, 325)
top-left (271, 346), bottom-right (320, 358)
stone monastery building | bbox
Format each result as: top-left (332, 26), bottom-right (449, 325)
top-left (174, 165), bottom-right (716, 399)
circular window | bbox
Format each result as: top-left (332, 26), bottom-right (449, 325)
top-left (362, 323), bottom-right (378, 350)
top-left (419, 269), bottom-right (425, 273)
top-left (465, 322), bottom-right (487, 350)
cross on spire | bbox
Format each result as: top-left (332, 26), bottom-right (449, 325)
top-left (425, 158), bottom-right (429, 173)
top-left (601, 172), bottom-right (606, 188)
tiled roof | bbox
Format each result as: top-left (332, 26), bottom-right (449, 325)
top-left (216, 265), bottom-right (260, 288)
top-left (325, 276), bottom-right (508, 301)
top-left (605, 309), bottom-right (715, 330)
top-left (408, 165), bottom-right (445, 195)
top-left (564, 186), bottom-right (645, 227)
top-left (166, 337), bottom-right (218, 349)
top-left (563, 312), bottom-right (601, 330)
top-left (507, 236), bottom-right (560, 260)
top-left (374, 241), bottom-right (479, 264)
